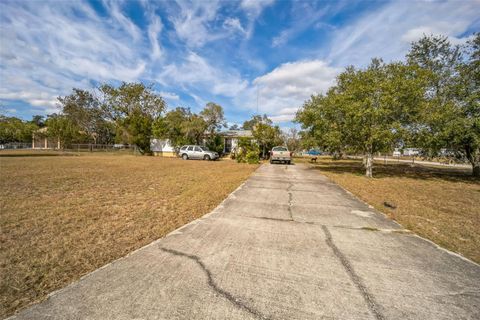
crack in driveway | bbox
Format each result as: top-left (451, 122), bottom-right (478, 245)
top-left (251, 216), bottom-right (294, 222)
top-left (287, 183), bottom-right (294, 220)
top-left (321, 225), bottom-right (385, 320)
top-left (161, 248), bottom-right (271, 320)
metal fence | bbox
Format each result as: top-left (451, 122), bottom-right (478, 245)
top-left (69, 144), bottom-right (136, 153)
top-left (0, 142), bottom-right (137, 154)
top-left (0, 142), bottom-right (33, 149)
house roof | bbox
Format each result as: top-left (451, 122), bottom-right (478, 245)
top-left (219, 130), bottom-right (253, 138)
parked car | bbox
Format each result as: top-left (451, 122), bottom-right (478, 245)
top-left (270, 146), bottom-right (291, 164)
top-left (306, 149), bottom-right (321, 156)
top-left (179, 145), bottom-right (219, 160)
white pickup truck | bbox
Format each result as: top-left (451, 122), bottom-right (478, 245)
top-left (270, 146), bottom-right (291, 164)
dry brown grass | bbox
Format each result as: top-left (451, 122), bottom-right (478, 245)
top-left (296, 156), bottom-right (480, 264)
top-left (0, 152), bottom-right (258, 317)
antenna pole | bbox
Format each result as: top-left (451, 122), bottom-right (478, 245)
top-left (256, 86), bottom-right (259, 115)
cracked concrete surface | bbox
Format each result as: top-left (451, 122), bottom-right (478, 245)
top-left (10, 164), bottom-right (480, 319)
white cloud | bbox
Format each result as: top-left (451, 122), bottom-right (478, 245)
top-left (158, 91), bottom-right (180, 101)
top-left (223, 17), bottom-right (247, 35)
top-left (167, 0), bottom-right (224, 47)
top-left (0, 1), bottom-right (159, 114)
top-left (328, 0), bottom-right (479, 67)
top-left (103, 0), bottom-right (143, 42)
top-left (247, 60), bottom-right (340, 122)
top-left (269, 114), bottom-right (297, 123)
top-left (272, 30), bottom-right (290, 48)
top-left (240, 0), bottom-right (275, 18)
top-left (158, 52), bottom-right (248, 98)
top-left (148, 15), bottom-right (163, 60)
top-left (240, 0), bottom-right (275, 38)
top-left (271, 1), bottom-right (337, 47)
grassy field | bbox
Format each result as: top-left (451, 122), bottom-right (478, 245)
top-left (0, 152), bottom-right (258, 317)
top-left (297, 157), bottom-right (480, 264)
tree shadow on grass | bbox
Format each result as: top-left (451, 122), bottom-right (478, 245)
top-left (309, 159), bottom-right (478, 184)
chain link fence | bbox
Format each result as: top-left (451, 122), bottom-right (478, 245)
top-left (0, 143), bottom-right (137, 154)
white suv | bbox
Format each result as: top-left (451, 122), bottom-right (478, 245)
top-left (179, 145), bottom-right (219, 161)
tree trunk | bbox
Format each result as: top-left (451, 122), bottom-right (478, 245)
top-left (365, 152), bottom-right (373, 178)
top-left (473, 162), bottom-right (480, 178)
top-left (465, 146), bottom-right (480, 178)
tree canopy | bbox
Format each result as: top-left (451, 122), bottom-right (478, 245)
top-left (99, 82), bottom-right (166, 154)
top-left (243, 114), bottom-right (282, 158)
top-left (296, 33), bottom-right (479, 177)
top-left (407, 34), bottom-right (480, 176)
top-left (0, 115), bottom-right (39, 144)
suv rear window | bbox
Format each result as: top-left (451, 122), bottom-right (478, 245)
top-left (187, 146), bottom-right (194, 151)
top-left (273, 147), bottom-right (288, 151)
top-left (180, 146), bottom-right (188, 150)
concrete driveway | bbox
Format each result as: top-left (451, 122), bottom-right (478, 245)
top-left (11, 164), bottom-right (480, 320)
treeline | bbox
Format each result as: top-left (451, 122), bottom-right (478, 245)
top-left (1, 82), bottom-right (286, 158)
top-left (296, 34), bottom-right (479, 177)
top-left (0, 115), bottom-right (44, 144)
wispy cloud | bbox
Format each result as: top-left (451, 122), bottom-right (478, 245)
top-left (148, 15), bottom-right (163, 60)
top-left (157, 52), bottom-right (248, 98)
top-left (271, 1), bottom-right (340, 47)
top-left (158, 91), bottom-right (180, 101)
top-left (239, 0), bottom-right (275, 38)
top-left (240, 0), bottom-right (275, 18)
top-left (223, 17), bottom-right (247, 36)
top-left (103, 0), bottom-right (143, 42)
top-left (328, 0), bottom-right (479, 66)
top-left (166, 0), bottom-right (224, 47)
top-left (0, 0), bottom-right (152, 113)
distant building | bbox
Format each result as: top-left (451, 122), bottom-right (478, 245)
top-left (150, 139), bottom-right (176, 157)
top-left (219, 130), bottom-right (253, 154)
top-left (150, 130), bottom-right (253, 157)
top-left (32, 127), bottom-right (59, 149)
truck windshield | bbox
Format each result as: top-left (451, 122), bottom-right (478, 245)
top-left (273, 147), bottom-right (288, 151)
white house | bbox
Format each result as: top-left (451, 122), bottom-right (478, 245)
top-left (219, 130), bottom-right (253, 153)
top-left (150, 130), bottom-right (253, 157)
top-left (150, 139), bottom-right (176, 157)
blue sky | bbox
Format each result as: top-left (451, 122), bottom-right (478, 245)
top-left (1, 0), bottom-right (479, 128)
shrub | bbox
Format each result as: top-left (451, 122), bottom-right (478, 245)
top-left (245, 150), bottom-right (260, 164)
top-left (236, 137), bottom-right (260, 164)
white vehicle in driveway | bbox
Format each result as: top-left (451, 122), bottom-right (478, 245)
top-left (270, 146), bottom-right (291, 164)
top-left (179, 145), bottom-right (219, 160)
